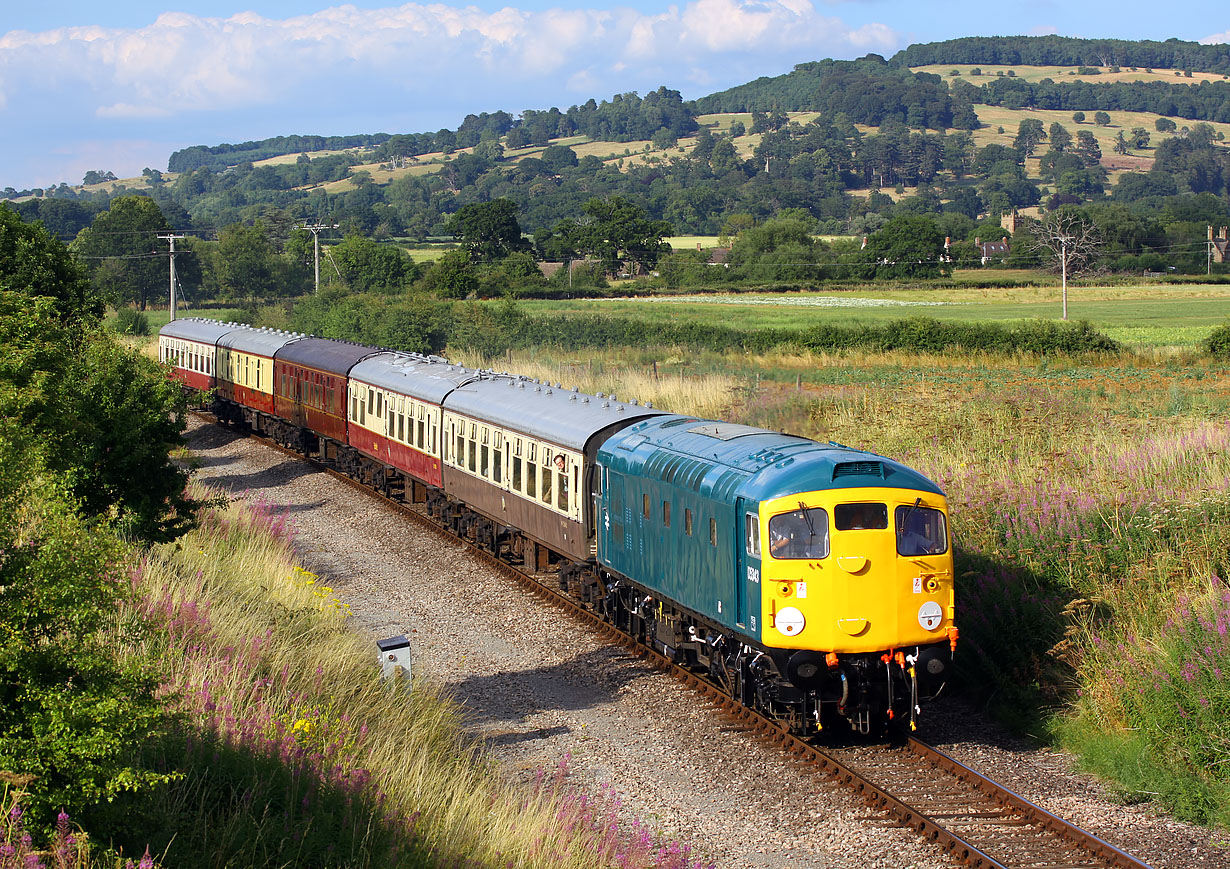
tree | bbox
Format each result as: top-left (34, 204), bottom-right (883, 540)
top-left (571, 197), bottom-right (674, 274)
top-left (1075, 130), bottom-right (1103, 167)
top-left (1027, 211), bottom-right (1101, 319)
top-left (445, 199), bottom-right (529, 262)
top-left (209, 222), bottom-right (280, 302)
top-left (1094, 111), bottom-right (1111, 126)
top-left (0, 205), bottom-right (100, 324)
top-left (862, 214), bottom-right (950, 279)
top-left (1013, 118), bottom-right (1046, 156)
top-left (1130, 127), bottom-right (1151, 149)
top-left (1072, 111), bottom-right (1086, 124)
top-left (421, 249), bottom-right (478, 298)
top-left (71, 196), bottom-right (176, 311)
top-left (1048, 123), bottom-right (1072, 153)
top-left (1113, 131), bottom-right (1130, 155)
top-left (1156, 117), bottom-right (1178, 133)
top-left (329, 234), bottom-right (418, 293)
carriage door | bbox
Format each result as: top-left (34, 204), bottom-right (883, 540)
top-left (735, 497), bottom-right (760, 629)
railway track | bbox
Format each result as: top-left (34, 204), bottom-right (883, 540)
top-left (201, 414), bottom-right (1155, 869)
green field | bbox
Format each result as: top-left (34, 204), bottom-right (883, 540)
top-left (514, 282), bottom-right (1230, 348)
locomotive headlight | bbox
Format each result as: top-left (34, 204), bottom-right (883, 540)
top-left (775, 606), bottom-right (805, 636)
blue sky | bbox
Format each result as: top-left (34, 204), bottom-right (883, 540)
top-left (1, 0), bottom-right (1226, 191)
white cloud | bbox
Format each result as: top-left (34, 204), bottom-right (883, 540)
top-left (0, 1), bottom-right (902, 186)
top-left (0, 1), bottom-right (899, 117)
top-left (1028, 25), bottom-right (1059, 36)
top-left (1201, 32), bottom-right (1230, 45)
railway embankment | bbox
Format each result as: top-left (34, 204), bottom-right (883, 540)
top-left (183, 416), bottom-right (1230, 869)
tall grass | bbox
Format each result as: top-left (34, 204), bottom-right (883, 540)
top-left (452, 350), bottom-right (741, 420)
top-left (101, 485), bottom-right (710, 868)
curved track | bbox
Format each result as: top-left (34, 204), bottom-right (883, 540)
top-left (202, 415), bottom-right (1154, 869)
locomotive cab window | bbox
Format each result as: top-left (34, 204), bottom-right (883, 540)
top-left (769, 508), bottom-right (829, 560)
top-left (835, 502), bottom-right (888, 531)
top-left (895, 504), bottom-right (948, 557)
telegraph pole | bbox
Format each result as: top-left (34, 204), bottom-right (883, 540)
top-left (158, 233), bottom-right (185, 321)
top-left (298, 223), bottom-right (339, 293)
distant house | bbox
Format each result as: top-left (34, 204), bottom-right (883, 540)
top-left (1210, 226), bottom-right (1229, 264)
top-left (706, 247), bottom-right (730, 267)
top-left (974, 236), bottom-right (1011, 266)
top-left (538, 261), bottom-right (565, 280)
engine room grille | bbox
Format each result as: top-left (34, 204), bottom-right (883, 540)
top-left (832, 461), bottom-right (885, 480)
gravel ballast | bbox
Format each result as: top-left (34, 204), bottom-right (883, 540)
top-left (185, 418), bottom-right (1229, 869)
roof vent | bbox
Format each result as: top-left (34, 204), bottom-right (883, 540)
top-left (645, 401), bottom-right (653, 408)
top-left (610, 394), bottom-right (618, 402)
top-left (597, 392), bottom-right (606, 399)
top-left (583, 397), bottom-right (590, 403)
top-left (833, 461), bottom-right (885, 480)
top-left (570, 393), bottom-right (577, 401)
top-left (630, 399), bottom-right (639, 406)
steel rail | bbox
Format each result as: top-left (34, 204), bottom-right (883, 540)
top-left (191, 414), bottom-right (1154, 869)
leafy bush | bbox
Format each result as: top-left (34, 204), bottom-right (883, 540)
top-left (1203, 322), bottom-right (1230, 356)
top-left (113, 307), bottom-right (150, 336)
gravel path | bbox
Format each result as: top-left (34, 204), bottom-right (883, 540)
top-left (185, 418), bottom-right (1228, 869)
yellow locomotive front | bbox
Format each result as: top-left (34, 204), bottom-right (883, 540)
top-left (757, 487), bottom-right (956, 734)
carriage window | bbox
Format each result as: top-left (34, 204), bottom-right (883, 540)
top-left (540, 467), bottom-right (552, 504)
top-left (417, 419), bottom-right (425, 448)
top-left (493, 446), bottom-right (502, 483)
top-left (710, 518), bottom-right (717, 546)
top-left (769, 507), bottom-right (829, 560)
top-left (558, 470), bottom-right (568, 512)
top-left (895, 505), bottom-right (948, 556)
top-left (745, 513), bottom-right (760, 557)
top-left (456, 433), bottom-right (464, 467)
top-left (835, 503), bottom-right (888, 531)
top-left (527, 461), bottom-right (536, 498)
top-left (468, 437), bottom-right (476, 473)
top-left (513, 457), bottom-right (522, 490)
top-left (398, 413), bottom-right (405, 443)
top-left (685, 509), bottom-right (693, 536)
top-left (481, 444), bottom-right (489, 477)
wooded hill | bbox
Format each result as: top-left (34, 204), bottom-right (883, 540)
top-left (6, 35), bottom-right (1230, 280)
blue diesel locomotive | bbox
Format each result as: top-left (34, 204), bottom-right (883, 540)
top-left (161, 319), bottom-right (956, 736)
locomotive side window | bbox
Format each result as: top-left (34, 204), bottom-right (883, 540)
top-left (685, 509), bottom-right (693, 536)
top-left (710, 517), bottom-right (717, 546)
top-left (768, 508), bottom-right (829, 560)
top-left (835, 503), bottom-right (888, 531)
top-left (643, 494), bottom-right (651, 520)
top-left (745, 513), bottom-right (760, 557)
top-left (895, 505), bottom-right (948, 556)
top-left (662, 501), bottom-right (671, 528)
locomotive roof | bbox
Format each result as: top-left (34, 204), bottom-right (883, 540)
top-left (600, 415), bottom-right (944, 502)
top-left (159, 318), bottom-right (239, 344)
top-left (444, 375), bottom-right (668, 452)
top-left (276, 336), bottom-right (381, 376)
top-left (349, 353), bottom-right (480, 404)
top-left (216, 324), bottom-right (304, 357)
